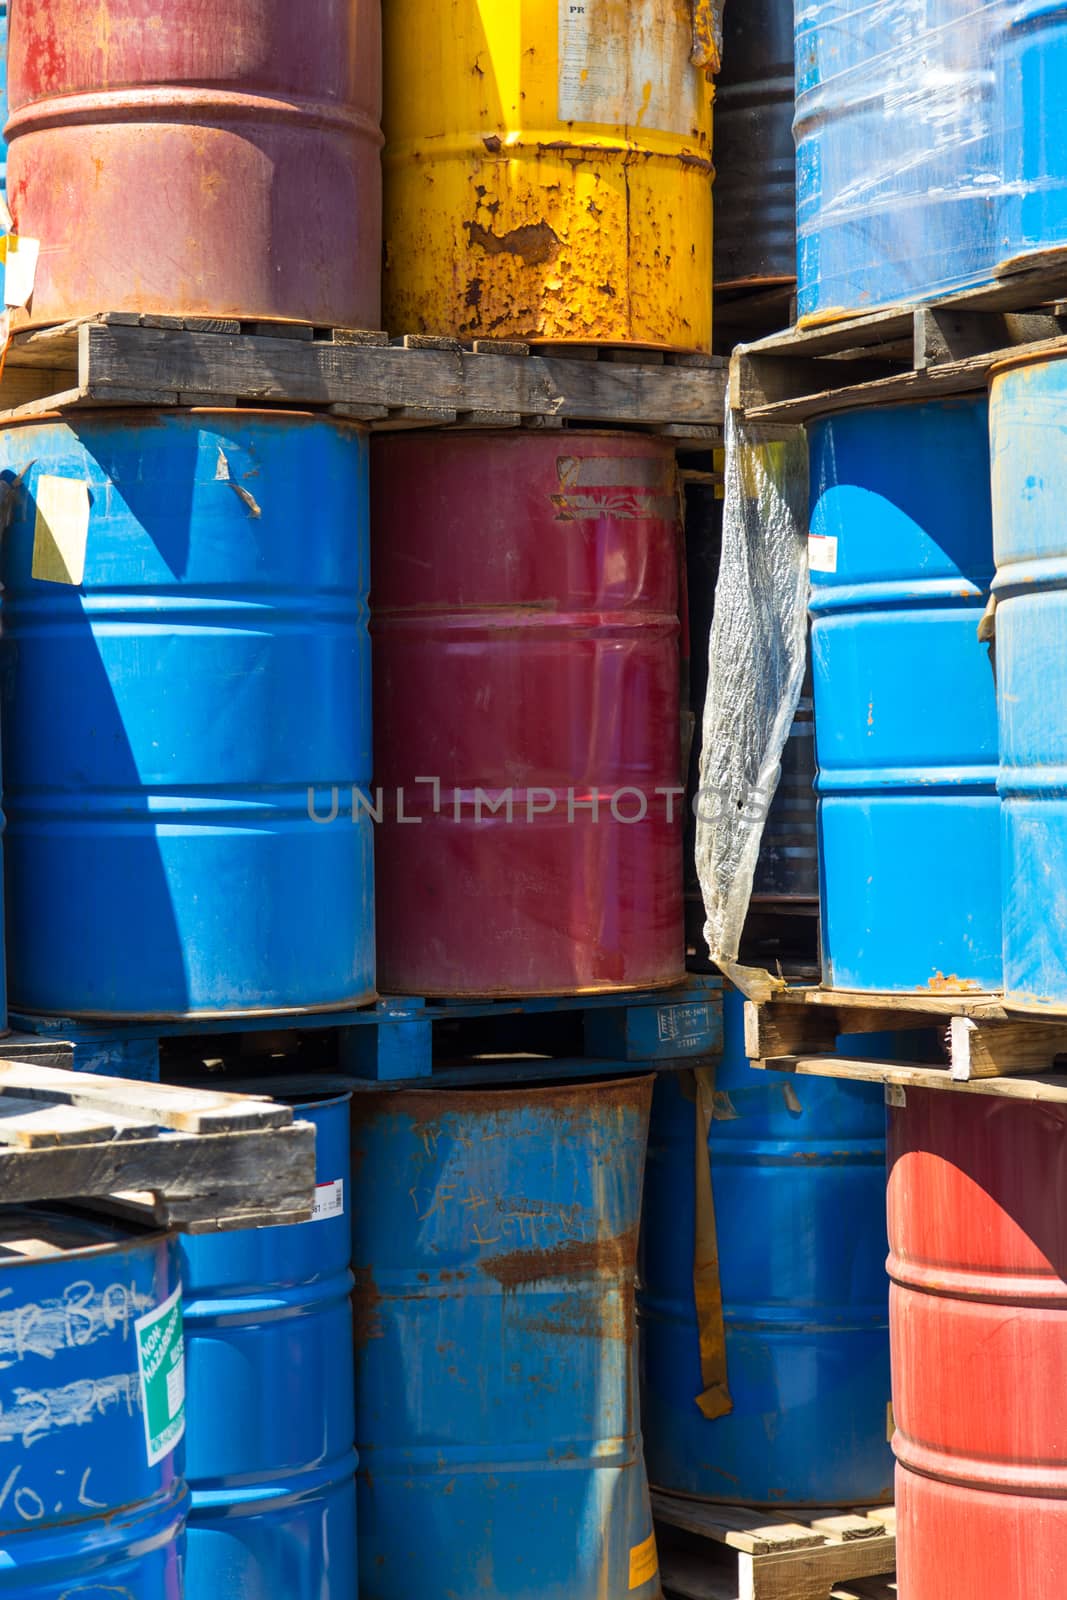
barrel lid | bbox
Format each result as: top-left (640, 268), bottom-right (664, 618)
top-left (0, 1204), bottom-right (159, 1263)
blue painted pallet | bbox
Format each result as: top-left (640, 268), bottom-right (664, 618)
top-left (5, 977), bottom-right (724, 1085)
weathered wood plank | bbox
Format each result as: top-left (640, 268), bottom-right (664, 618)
top-left (0, 1096), bottom-right (152, 1148)
top-left (654, 1494), bottom-right (827, 1555)
top-left (0, 1061), bottom-right (290, 1133)
top-left (0, 1123), bottom-right (314, 1208)
top-left (753, 1055), bottom-right (1067, 1104)
top-left (950, 1015), bottom-right (1067, 1079)
top-left (75, 323), bottom-right (725, 425)
top-left (739, 1534), bottom-right (896, 1600)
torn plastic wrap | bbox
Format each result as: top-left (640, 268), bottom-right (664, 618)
top-left (794, 0), bottom-right (1008, 319)
top-left (695, 409), bottom-right (810, 998)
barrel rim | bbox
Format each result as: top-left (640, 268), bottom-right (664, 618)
top-left (988, 346), bottom-right (1067, 382)
top-left (0, 407), bottom-right (372, 433)
top-left (348, 1072), bottom-right (656, 1109)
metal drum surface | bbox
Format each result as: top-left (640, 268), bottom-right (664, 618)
top-left (0, 411), bottom-right (374, 1019)
top-left (0, 1208), bottom-right (186, 1597)
top-left (990, 353), bottom-right (1067, 1008)
top-left (381, 0), bottom-right (714, 350)
top-left (0, 2), bottom-right (8, 198)
top-left (6, 0), bottom-right (382, 328)
top-left (995, 0), bottom-right (1067, 271)
top-left (751, 687), bottom-right (819, 907)
top-left (713, 0), bottom-right (795, 287)
top-left (372, 431), bottom-right (685, 998)
top-left (181, 1090), bottom-right (356, 1600)
top-left (889, 1088), bottom-right (1067, 1599)
top-left (794, 0), bottom-right (1001, 319)
top-left (809, 399), bottom-right (1001, 992)
top-left (352, 1077), bottom-right (662, 1600)
top-left (639, 989), bottom-right (894, 1506)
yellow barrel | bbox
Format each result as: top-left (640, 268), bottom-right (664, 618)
top-left (382, 0), bottom-right (715, 351)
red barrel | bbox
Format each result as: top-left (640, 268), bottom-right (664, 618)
top-left (888, 1089), bottom-right (1067, 1599)
top-left (371, 430), bottom-right (685, 998)
top-left (6, 0), bottom-right (382, 328)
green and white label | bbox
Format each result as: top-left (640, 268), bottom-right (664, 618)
top-left (135, 1285), bottom-right (186, 1467)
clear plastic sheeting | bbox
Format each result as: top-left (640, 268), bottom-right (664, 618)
top-left (695, 410), bottom-right (810, 996)
top-left (793, 0), bottom-right (1053, 319)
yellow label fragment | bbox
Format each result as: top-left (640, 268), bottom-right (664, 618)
top-left (629, 1530), bottom-right (659, 1590)
top-left (32, 476), bottom-right (91, 586)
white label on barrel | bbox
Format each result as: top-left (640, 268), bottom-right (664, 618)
top-left (135, 1284), bottom-right (186, 1468)
top-left (808, 533), bottom-right (838, 574)
top-left (558, 0), bottom-right (703, 135)
top-left (885, 1084), bottom-right (907, 1107)
top-left (32, 476), bottom-right (91, 586)
top-left (312, 1179), bottom-right (345, 1223)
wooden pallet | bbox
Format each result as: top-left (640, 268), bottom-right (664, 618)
top-left (744, 986), bottom-right (1067, 1101)
top-left (0, 1059), bottom-right (315, 1231)
top-left (729, 246), bottom-right (1067, 424)
top-left (0, 312), bottom-right (725, 444)
top-left (6, 975), bottom-right (724, 1086)
top-left (655, 1494), bottom-right (896, 1600)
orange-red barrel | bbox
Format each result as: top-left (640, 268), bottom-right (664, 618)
top-left (371, 430), bottom-right (686, 998)
top-left (6, 0), bottom-right (382, 328)
top-left (888, 1088), bottom-right (1067, 1599)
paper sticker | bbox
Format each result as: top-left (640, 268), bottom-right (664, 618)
top-left (0, 234), bottom-right (40, 310)
top-left (885, 1084), bottom-right (907, 1108)
top-left (311, 1179), bottom-right (345, 1223)
top-left (808, 533), bottom-right (838, 574)
top-left (135, 1285), bottom-right (186, 1468)
top-left (559, 0), bottom-right (703, 135)
top-left (629, 1530), bottom-right (659, 1590)
top-left (32, 476), bottom-right (91, 586)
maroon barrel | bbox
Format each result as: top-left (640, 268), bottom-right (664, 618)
top-left (6, 0), bottom-right (382, 328)
top-left (888, 1089), bottom-right (1067, 1600)
top-left (371, 430), bottom-right (686, 998)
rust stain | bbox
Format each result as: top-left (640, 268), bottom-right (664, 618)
top-left (482, 134), bottom-right (503, 154)
top-left (466, 219), bottom-right (561, 268)
top-left (480, 1225), bottom-right (638, 1289)
top-left (352, 1267), bottom-right (385, 1348)
top-left (926, 972), bottom-right (984, 994)
top-left (521, 1283), bottom-right (635, 1342)
top-left (689, 0), bottom-right (723, 74)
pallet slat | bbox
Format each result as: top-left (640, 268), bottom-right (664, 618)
top-left (743, 988), bottom-right (1067, 1099)
top-left (656, 1498), bottom-right (896, 1600)
top-left (0, 1062), bottom-right (314, 1229)
top-left (0, 316), bottom-right (725, 435)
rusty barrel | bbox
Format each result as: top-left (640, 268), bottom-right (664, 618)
top-left (6, 0), bottom-right (382, 328)
top-left (381, 0), bottom-right (714, 350)
top-left (371, 431), bottom-right (685, 998)
top-left (351, 1076), bottom-right (662, 1600)
top-left (889, 1089), bottom-right (1067, 1598)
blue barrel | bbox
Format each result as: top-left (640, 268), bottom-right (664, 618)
top-left (996, 0), bottom-right (1067, 270)
top-left (990, 352), bottom-right (1067, 1008)
top-left (0, 411), bottom-right (374, 1019)
top-left (794, 0), bottom-right (1001, 319)
top-left (351, 1077), bottom-right (660, 1600)
top-left (180, 1089), bottom-right (356, 1600)
top-left (0, 1208), bottom-right (186, 1596)
top-left (809, 399), bottom-right (1001, 992)
top-left (639, 990), bottom-right (894, 1506)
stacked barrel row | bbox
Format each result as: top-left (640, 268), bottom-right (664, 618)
top-left (0, 6), bottom-right (726, 1600)
top-left (790, 0), bottom-right (1067, 1594)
